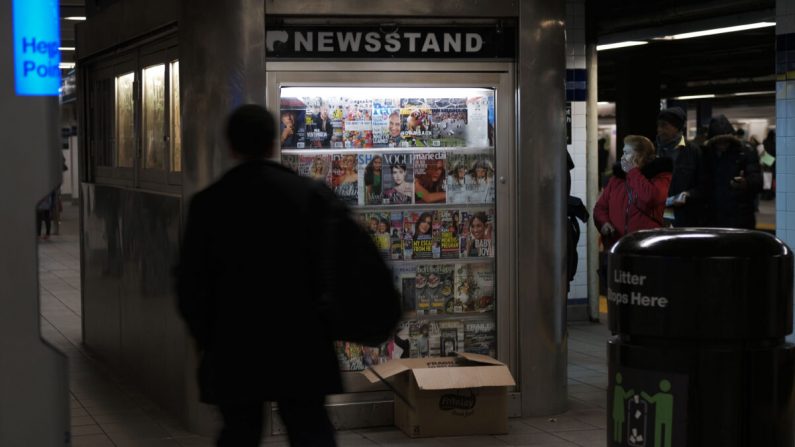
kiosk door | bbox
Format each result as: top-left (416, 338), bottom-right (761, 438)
top-left (266, 63), bottom-right (516, 431)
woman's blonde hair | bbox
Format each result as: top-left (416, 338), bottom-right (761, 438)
top-left (624, 135), bottom-right (656, 167)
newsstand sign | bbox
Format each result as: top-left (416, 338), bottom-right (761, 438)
top-left (266, 26), bottom-right (516, 59)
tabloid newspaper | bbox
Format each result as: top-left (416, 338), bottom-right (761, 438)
top-left (437, 209), bottom-right (461, 259)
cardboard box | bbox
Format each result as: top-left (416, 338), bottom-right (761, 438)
top-left (362, 352), bottom-right (516, 438)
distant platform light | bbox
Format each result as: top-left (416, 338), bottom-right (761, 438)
top-left (674, 94), bottom-right (716, 100)
top-left (63, 16), bottom-right (86, 21)
top-left (596, 41), bottom-right (647, 51)
top-left (59, 62), bottom-right (75, 70)
top-left (669, 22), bottom-right (775, 40)
top-left (59, 47), bottom-right (75, 51)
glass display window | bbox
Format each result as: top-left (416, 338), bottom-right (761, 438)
top-left (115, 72), bottom-right (135, 168)
top-left (280, 86), bottom-right (497, 372)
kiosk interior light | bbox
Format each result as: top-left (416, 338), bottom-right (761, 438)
top-left (281, 86), bottom-right (493, 98)
top-left (63, 16), bottom-right (86, 21)
top-left (596, 41), bottom-right (648, 51)
top-left (667, 22), bottom-right (775, 40)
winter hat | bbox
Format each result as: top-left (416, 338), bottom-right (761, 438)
top-left (657, 107), bottom-right (686, 131)
top-left (707, 115), bottom-right (735, 139)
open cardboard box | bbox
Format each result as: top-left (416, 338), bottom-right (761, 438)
top-left (362, 352), bottom-right (516, 438)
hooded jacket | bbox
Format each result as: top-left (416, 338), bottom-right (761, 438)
top-left (701, 134), bottom-right (762, 229)
top-left (594, 157), bottom-right (673, 248)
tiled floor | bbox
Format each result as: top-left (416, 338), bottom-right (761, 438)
top-left (39, 202), bottom-right (610, 447)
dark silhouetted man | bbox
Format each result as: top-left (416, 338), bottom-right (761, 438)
top-left (177, 105), bottom-right (346, 446)
top-left (656, 106), bottom-right (704, 227)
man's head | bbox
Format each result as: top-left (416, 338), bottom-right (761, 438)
top-left (226, 104), bottom-right (276, 160)
top-left (656, 107), bottom-right (686, 142)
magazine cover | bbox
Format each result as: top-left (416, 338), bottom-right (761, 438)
top-left (401, 211), bottom-right (418, 260)
top-left (437, 319), bottom-right (465, 357)
top-left (303, 97), bottom-right (335, 149)
top-left (399, 98), bottom-right (432, 147)
top-left (343, 98), bottom-right (373, 148)
top-left (416, 264), bottom-right (454, 315)
top-left (407, 211), bottom-right (438, 260)
top-left (281, 153), bottom-right (332, 186)
top-left (364, 212), bottom-right (392, 260)
top-left (382, 152), bottom-right (414, 205)
top-left (386, 321), bottom-right (412, 360)
top-left (465, 152), bottom-right (496, 203)
top-left (358, 152), bottom-right (384, 205)
top-left (437, 209), bottom-right (461, 259)
top-left (428, 97), bottom-right (468, 147)
top-left (279, 97), bottom-right (307, 149)
top-left (389, 211), bottom-right (404, 261)
top-left (409, 320), bottom-right (439, 358)
top-left (464, 319), bottom-right (497, 358)
top-left (465, 95), bottom-right (490, 148)
top-left (460, 209), bottom-right (495, 258)
top-left (452, 262), bottom-right (496, 313)
top-left (372, 98), bottom-right (401, 147)
top-left (447, 152), bottom-right (496, 204)
top-left (414, 152), bottom-right (447, 204)
top-left (393, 263), bottom-right (416, 317)
top-left (335, 341), bottom-right (365, 371)
top-left (331, 153), bottom-right (359, 206)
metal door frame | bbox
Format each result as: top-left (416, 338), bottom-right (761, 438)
top-left (265, 61), bottom-right (520, 431)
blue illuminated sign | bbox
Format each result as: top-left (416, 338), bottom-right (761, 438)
top-left (13, 0), bottom-right (61, 96)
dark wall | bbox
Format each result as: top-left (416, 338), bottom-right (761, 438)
top-left (81, 184), bottom-right (186, 417)
top-left (77, 0), bottom-right (178, 58)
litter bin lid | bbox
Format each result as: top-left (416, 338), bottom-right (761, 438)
top-left (608, 229), bottom-right (793, 340)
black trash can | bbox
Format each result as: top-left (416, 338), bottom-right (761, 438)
top-left (607, 228), bottom-right (795, 447)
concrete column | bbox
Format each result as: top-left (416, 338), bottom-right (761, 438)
top-left (517, 0), bottom-right (568, 415)
top-left (178, 0), bottom-right (266, 433)
top-left (614, 47), bottom-right (660, 144)
top-left (586, 43), bottom-right (600, 320)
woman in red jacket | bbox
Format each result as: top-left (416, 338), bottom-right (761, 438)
top-left (594, 135), bottom-right (673, 249)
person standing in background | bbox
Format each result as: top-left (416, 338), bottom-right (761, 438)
top-left (36, 192), bottom-right (54, 241)
top-left (655, 107), bottom-right (705, 227)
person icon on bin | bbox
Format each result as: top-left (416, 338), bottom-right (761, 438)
top-left (641, 379), bottom-right (674, 447)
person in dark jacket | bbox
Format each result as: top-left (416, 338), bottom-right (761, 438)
top-left (177, 105), bottom-right (342, 447)
top-left (700, 115), bottom-right (763, 229)
top-left (594, 135), bottom-right (673, 249)
top-left (656, 106), bottom-right (705, 227)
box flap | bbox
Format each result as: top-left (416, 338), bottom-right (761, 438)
top-left (362, 358), bottom-right (457, 383)
top-left (412, 365), bottom-right (516, 390)
top-left (455, 352), bottom-right (507, 366)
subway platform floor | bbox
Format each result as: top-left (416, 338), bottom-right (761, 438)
top-left (40, 202), bottom-right (609, 447)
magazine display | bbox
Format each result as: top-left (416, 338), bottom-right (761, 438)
top-left (358, 152), bottom-right (384, 205)
top-left (331, 153), bottom-right (359, 205)
top-left (464, 319), bottom-right (497, 358)
top-left (452, 263), bottom-right (495, 313)
top-left (382, 152), bottom-right (414, 205)
top-left (460, 209), bottom-right (495, 258)
top-left (279, 87), bottom-right (499, 369)
top-left (281, 153), bottom-right (332, 186)
top-left (414, 152), bottom-right (447, 204)
top-left (279, 97), bottom-right (307, 149)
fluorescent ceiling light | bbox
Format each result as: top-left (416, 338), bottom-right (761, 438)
top-left (597, 101), bottom-right (612, 105)
top-left (63, 16), bottom-right (86, 21)
top-left (674, 94), bottom-right (715, 100)
top-left (281, 87), bottom-right (494, 99)
top-left (59, 47), bottom-right (75, 51)
top-left (59, 62), bottom-right (76, 69)
top-left (596, 41), bottom-right (648, 51)
top-left (733, 91), bottom-right (775, 96)
top-left (669, 22), bottom-right (775, 40)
